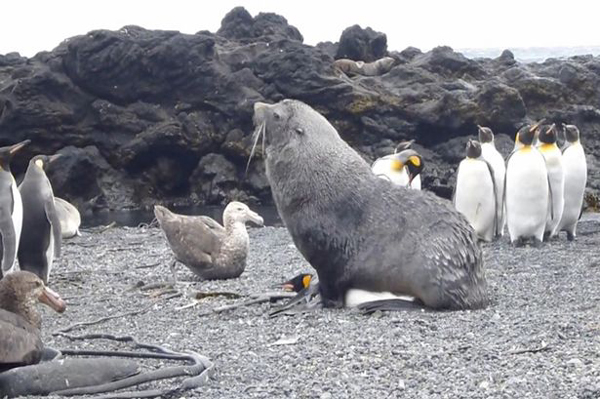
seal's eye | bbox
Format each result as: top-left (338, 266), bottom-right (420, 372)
top-left (273, 112), bottom-right (281, 121)
top-left (295, 127), bottom-right (304, 135)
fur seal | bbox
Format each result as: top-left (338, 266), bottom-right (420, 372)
top-left (333, 56), bottom-right (395, 77)
top-left (253, 99), bottom-right (489, 310)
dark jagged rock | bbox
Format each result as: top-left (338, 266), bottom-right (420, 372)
top-left (335, 25), bottom-right (388, 62)
top-left (0, 6), bottom-right (599, 212)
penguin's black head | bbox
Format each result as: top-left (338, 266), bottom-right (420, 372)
top-left (0, 139), bottom-right (30, 171)
top-left (391, 149), bottom-right (423, 184)
top-left (394, 139), bottom-right (415, 153)
top-left (516, 119), bottom-right (544, 146)
top-left (562, 124), bottom-right (580, 143)
top-left (30, 153), bottom-right (62, 170)
top-left (477, 126), bottom-right (494, 144)
top-left (466, 139), bottom-right (482, 158)
top-left (538, 124), bottom-right (557, 144)
top-left (281, 273), bottom-right (313, 293)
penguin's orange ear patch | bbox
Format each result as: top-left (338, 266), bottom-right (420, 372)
top-left (408, 156), bottom-right (421, 167)
top-left (302, 274), bottom-right (312, 289)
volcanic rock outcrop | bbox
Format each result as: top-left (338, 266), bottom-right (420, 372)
top-left (0, 6), bottom-right (598, 213)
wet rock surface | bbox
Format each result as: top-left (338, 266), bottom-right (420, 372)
top-left (23, 214), bottom-right (600, 398)
top-left (0, 7), bottom-right (599, 212)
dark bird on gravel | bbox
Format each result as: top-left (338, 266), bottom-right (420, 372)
top-left (154, 202), bottom-right (264, 280)
top-left (280, 273), bottom-right (314, 293)
top-left (0, 271), bottom-right (66, 372)
top-left (18, 154), bottom-right (63, 284)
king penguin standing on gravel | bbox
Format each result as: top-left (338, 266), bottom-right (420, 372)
top-left (537, 124), bottom-right (564, 239)
top-left (505, 121), bottom-right (550, 246)
top-left (477, 126), bottom-right (506, 237)
top-left (0, 140), bottom-right (30, 278)
top-left (18, 154), bottom-right (62, 284)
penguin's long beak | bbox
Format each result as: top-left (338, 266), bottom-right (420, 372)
top-left (530, 119), bottom-right (546, 132)
top-left (8, 139), bottom-right (31, 155)
top-left (48, 154), bottom-right (63, 163)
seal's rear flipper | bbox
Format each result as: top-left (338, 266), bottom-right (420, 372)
top-left (269, 282), bottom-right (321, 317)
top-left (357, 298), bottom-right (427, 315)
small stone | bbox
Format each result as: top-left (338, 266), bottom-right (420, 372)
top-left (321, 393), bottom-right (332, 399)
top-left (398, 380), bottom-right (406, 390)
top-left (479, 381), bottom-right (490, 389)
top-left (566, 358), bottom-right (584, 367)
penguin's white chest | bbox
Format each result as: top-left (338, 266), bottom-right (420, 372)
top-left (559, 144), bottom-right (587, 233)
top-left (505, 148), bottom-right (548, 241)
top-left (454, 159), bottom-right (496, 241)
top-left (539, 146), bottom-right (565, 235)
top-left (481, 143), bottom-right (506, 235)
top-left (11, 178), bottom-right (23, 268)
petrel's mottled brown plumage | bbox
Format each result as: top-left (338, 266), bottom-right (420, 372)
top-left (154, 202), bottom-right (264, 280)
top-left (0, 271), bottom-right (66, 372)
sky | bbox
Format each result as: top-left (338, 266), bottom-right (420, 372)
top-left (1, 0), bottom-right (598, 57)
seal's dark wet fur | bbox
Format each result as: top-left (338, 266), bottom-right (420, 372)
top-left (254, 99), bottom-right (489, 310)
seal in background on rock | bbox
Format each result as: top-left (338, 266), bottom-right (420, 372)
top-left (154, 202), bottom-right (264, 280)
top-left (333, 56), bottom-right (395, 77)
top-left (253, 99), bottom-right (489, 311)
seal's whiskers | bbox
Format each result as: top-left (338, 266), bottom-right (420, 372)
top-left (245, 122), bottom-right (265, 176)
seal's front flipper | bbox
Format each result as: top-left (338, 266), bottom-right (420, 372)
top-left (357, 298), bottom-right (427, 315)
top-left (40, 347), bottom-right (62, 362)
top-left (269, 282), bottom-right (322, 317)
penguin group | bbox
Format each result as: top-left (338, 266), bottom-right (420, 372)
top-left (0, 142), bottom-right (81, 284)
top-left (454, 122), bottom-right (587, 246)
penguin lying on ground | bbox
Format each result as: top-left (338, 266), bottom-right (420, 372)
top-left (453, 139), bottom-right (498, 242)
top-left (505, 121), bottom-right (550, 247)
top-left (18, 155), bottom-right (62, 284)
top-left (279, 273), bottom-right (314, 293)
top-left (154, 202), bottom-right (264, 280)
top-left (558, 124), bottom-right (587, 240)
top-left (371, 146), bottom-right (424, 189)
top-left (54, 197), bottom-right (82, 239)
top-left (0, 140), bottom-right (30, 279)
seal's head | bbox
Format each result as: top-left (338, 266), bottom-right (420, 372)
top-left (253, 100), bottom-right (340, 155)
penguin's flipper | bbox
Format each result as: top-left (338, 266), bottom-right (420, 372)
top-left (452, 164), bottom-right (460, 206)
top-left (357, 298), bottom-right (427, 315)
top-left (0, 207), bottom-right (16, 273)
top-left (45, 197), bottom-right (62, 258)
top-left (547, 175), bottom-right (554, 221)
top-left (483, 159), bottom-right (499, 235)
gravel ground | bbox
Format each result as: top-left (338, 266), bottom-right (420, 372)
top-left (26, 214), bottom-right (600, 399)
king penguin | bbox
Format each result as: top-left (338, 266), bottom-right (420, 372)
top-left (505, 121), bottom-right (550, 246)
top-left (453, 139), bottom-right (498, 242)
top-left (537, 124), bottom-right (564, 239)
top-left (478, 126), bottom-right (506, 237)
top-left (558, 124), bottom-right (587, 240)
top-left (18, 154), bottom-right (62, 283)
top-left (0, 140), bottom-right (30, 278)
top-left (371, 148), bottom-right (424, 189)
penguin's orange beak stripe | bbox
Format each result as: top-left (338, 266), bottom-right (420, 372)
top-left (408, 156), bottom-right (421, 167)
